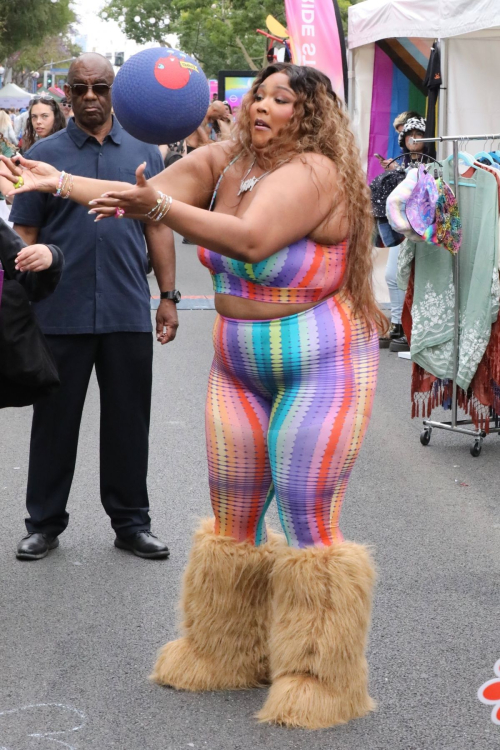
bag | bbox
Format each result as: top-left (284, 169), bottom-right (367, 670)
top-left (385, 168), bottom-right (422, 241)
top-left (0, 266), bottom-right (60, 409)
top-left (369, 169), bottom-right (406, 219)
top-left (406, 164), bottom-right (439, 237)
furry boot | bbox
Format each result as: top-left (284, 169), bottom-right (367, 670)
top-left (151, 518), bottom-right (283, 691)
top-left (257, 542), bottom-right (376, 729)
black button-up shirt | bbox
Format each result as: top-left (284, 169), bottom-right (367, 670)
top-left (10, 117), bottom-right (164, 334)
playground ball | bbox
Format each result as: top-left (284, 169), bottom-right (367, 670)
top-left (112, 48), bottom-right (209, 144)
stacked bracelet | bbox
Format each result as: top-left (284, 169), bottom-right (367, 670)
top-left (145, 191), bottom-right (173, 222)
top-left (61, 173), bottom-right (74, 199)
top-left (55, 171), bottom-right (74, 199)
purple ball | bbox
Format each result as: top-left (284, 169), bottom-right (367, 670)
top-left (112, 48), bottom-right (209, 144)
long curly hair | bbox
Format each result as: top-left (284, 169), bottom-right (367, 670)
top-left (23, 98), bottom-right (67, 151)
top-left (230, 63), bottom-right (385, 332)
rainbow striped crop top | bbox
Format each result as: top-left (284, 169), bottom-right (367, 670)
top-left (197, 154), bottom-right (348, 304)
top-left (197, 238), bottom-right (348, 304)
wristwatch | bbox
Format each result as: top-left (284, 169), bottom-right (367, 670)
top-left (160, 290), bottom-right (182, 303)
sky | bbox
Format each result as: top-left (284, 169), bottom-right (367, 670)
top-left (69, 0), bottom-right (159, 60)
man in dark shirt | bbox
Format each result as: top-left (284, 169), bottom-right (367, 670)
top-left (10, 53), bottom-right (177, 561)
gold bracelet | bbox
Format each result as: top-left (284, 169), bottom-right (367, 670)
top-left (145, 191), bottom-right (165, 218)
top-left (155, 195), bottom-right (172, 222)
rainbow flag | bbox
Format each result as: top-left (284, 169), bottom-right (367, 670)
top-left (367, 39), bottom-right (431, 183)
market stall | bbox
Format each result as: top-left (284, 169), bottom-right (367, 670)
top-left (0, 83), bottom-right (33, 110)
top-left (347, 0), bottom-right (500, 181)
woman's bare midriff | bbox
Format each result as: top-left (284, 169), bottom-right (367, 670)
top-left (214, 290), bottom-right (339, 320)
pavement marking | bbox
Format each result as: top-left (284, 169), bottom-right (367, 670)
top-left (0, 703), bottom-right (87, 750)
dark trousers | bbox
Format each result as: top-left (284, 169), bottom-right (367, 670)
top-left (26, 332), bottom-right (153, 538)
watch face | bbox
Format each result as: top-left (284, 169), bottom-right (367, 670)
top-left (173, 290), bottom-right (181, 303)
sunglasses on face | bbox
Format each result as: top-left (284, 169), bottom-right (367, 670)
top-left (69, 83), bottom-right (113, 97)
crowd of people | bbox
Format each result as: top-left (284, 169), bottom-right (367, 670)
top-left (0, 52), bottom-right (389, 731)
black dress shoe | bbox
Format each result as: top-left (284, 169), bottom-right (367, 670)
top-left (16, 533), bottom-right (59, 561)
top-left (114, 531), bottom-right (170, 559)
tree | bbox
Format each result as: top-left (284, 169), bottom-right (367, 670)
top-left (101, 0), bottom-right (287, 78)
top-left (8, 36), bottom-right (81, 88)
top-left (0, 0), bottom-right (76, 63)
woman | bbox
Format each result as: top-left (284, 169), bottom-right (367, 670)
top-left (0, 109), bottom-right (18, 146)
top-left (22, 96), bottom-right (66, 152)
top-left (398, 115), bottom-right (429, 167)
top-left (1, 64), bottom-right (382, 730)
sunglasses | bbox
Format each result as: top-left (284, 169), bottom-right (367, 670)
top-left (69, 83), bottom-right (113, 97)
top-left (31, 96), bottom-right (54, 104)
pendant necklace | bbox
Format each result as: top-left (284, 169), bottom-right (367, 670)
top-left (237, 158), bottom-right (268, 195)
top-left (237, 157), bottom-right (291, 196)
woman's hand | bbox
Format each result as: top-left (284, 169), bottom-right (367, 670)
top-left (88, 162), bottom-right (159, 222)
top-left (0, 154), bottom-right (60, 195)
top-left (15, 244), bottom-right (53, 272)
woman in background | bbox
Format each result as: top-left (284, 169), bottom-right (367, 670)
top-left (22, 97), bottom-right (66, 153)
top-left (0, 110), bottom-right (18, 146)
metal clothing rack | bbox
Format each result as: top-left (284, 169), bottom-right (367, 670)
top-left (411, 133), bottom-right (500, 457)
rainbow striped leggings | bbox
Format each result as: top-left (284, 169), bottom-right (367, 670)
top-left (206, 294), bottom-right (379, 548)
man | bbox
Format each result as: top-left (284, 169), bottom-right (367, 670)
top-left (59, 98), bottom-right (73, 122)
top-left (10, 53), bottom-right (177, 561)
top-left (185, 100), bottom-right (230, 153)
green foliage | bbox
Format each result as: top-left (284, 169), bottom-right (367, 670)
top-left (102, 0), bottom-right (288, 78)
top-left (10, 36), bottom-right (81, 87)
top-left (0, 0), bottom-right (76, 62)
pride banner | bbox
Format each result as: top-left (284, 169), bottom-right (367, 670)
top-left (367, 42), bottom-right (429, 183)
top-left (284, 0), bottom-right (347, 101)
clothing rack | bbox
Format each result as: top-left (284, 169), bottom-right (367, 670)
top-left (411, 133), bottom-right (500, 457)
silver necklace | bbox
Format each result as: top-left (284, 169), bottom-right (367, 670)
top-left (237, 158), bottom-right (270, 195)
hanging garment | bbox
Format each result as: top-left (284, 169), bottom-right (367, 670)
top-left (401, 264), bottom-right (500, 432)
top-left (370, 169), bottom-right (406, 219)
top-left (421, 178), bottom-right (462, 254)
top-left (397, 160), bottom-right (500, 391)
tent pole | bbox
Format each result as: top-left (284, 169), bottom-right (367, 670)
top-left (437, 38), bottom-right (448, 162)
top-left (347, 48), bottom-right (354, 122)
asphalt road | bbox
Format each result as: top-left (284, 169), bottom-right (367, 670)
top-left (0, 236), bottom-right (499, 750)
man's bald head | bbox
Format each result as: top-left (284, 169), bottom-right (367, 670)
top-left (67, 53), bottom-right (115, 86)
top-left (65, 53), bottom-right (115, 134)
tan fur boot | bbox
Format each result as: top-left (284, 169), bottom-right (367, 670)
top-left (151, 518), bottom-right (283, 691)
top-left (257, 542), bottom-right (376, 729)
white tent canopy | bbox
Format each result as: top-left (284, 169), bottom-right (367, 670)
top-left (348, 0), bottom-right (500, 169)
top-left (348, 0), bottom-right (500, 48)
top-left (0, 83), bottom-right (33, 109)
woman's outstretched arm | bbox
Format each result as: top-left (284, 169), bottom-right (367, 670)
top-left (0, 144), bottom-right (221, 209)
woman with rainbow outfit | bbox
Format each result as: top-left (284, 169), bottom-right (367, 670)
top-left (1, 63), bottom-right (384, 729)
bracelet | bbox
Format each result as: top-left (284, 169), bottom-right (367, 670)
top-left (61, 173), bottom-right (74, 200)
top-left (145, 191), bottom-right (165, 218)
top-left (155, 194), bottom-right (173, 222)
top-left (55, 171), bottom-right (66, 197)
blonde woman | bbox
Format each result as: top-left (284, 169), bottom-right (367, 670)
top-left (2, 63), bottom-right (383, 730)
top-left (0, 109), bottom-right (18, 146)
